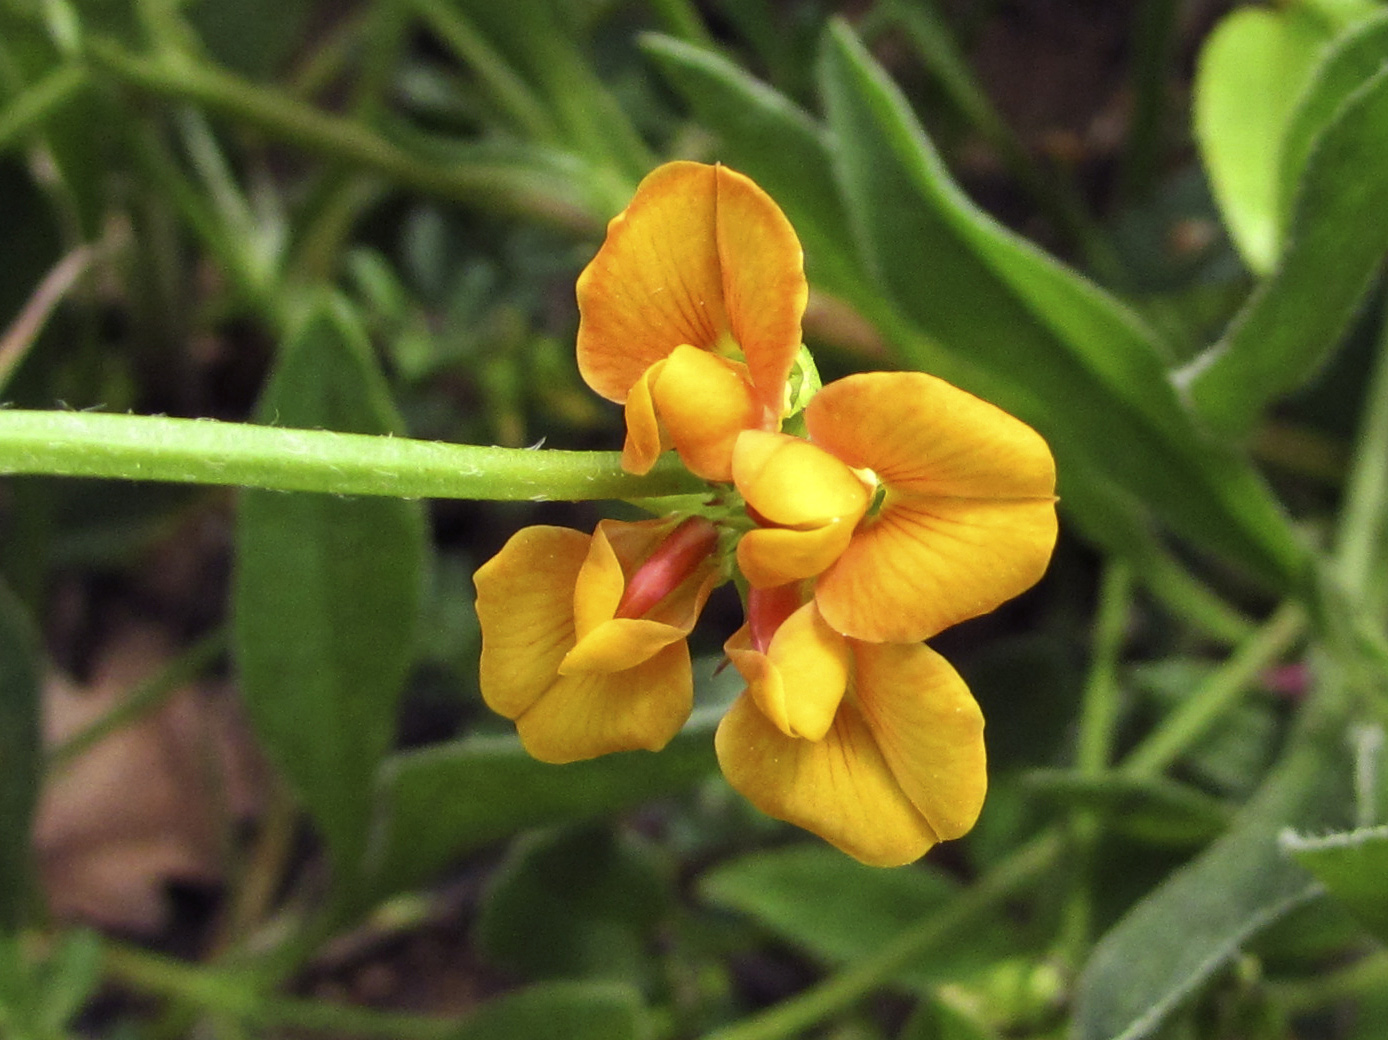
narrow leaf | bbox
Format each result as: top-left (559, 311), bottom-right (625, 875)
top-left (447, 981), bottom-right (646, 1040)
top-left (1025, 769), bottom-right (1232, 846)
top-left (1283, 825), bottom-right (1388, 944)
top-left (818, 21), bottom-right (1307, 589)
top-left (1071, 685), bottom-right (1356, 1040)
top-left (1181, 65), bottom-right (1388, 436)
top-left (368, 705), bottom-right (719, 898)
top-left (233, 295), bottom-right (426, 898)
top-left (0, 582), bottom-right (41, 930)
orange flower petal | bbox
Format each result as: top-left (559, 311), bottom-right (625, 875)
top-left (737, 524), bottom-right (858, 589)
top-left (517, 642), bottom-right (693, 763)
top-left (715, 693), bottom-right (939, 866)
top-left (621, 362), bottom-right (669, 476)
top-left (651, 344), bottom-right (763, 481)
top-left (561, 617), bottom-right (688, 674)
top-left (725, 602), bottom-right (850, 741)
top-left (474, 525), bottom-right (590, 720)
top-left (575, 162), bottom-right (805, 415)
top-left (713, 165), bottom-right (806, 413)
top-left (807, 372), bottom-right (1057, 641)
top-left (576, 162), bottom-right (728, 404)
top-left (853, 641), bottom-right (987, 841)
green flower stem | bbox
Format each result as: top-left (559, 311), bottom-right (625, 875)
top-left (697, 830), bottom-right (1063, 1040)
top-left (102, 942), bottom-right (459, 1040)
top-left (1335, 301), bottom-right (1388, 609)
top-left (0, 410), bottom-right (705, 501)
top-left (1122, 602), bottom-right (1307, 779)
top-left (0, 63), bottom-right (87, 150)
top-left (84, 42), bottom-right (603, 234)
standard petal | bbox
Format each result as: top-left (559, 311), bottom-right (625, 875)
top-left (714, 165), bottom-right (807, 413)
top-left (815, 495), bottom-right (1059, 642)
top-left (715, 693), bottom-right (939, 867)
top-left (806, 372), bottom-right (1057, 642)
top-left (517, 642), bottom-right (693, 763)
top-left (726, 603), bottom-right (849, 741)
top-left (474, 526), bottom-right (590, 720)
top-left (651, 344), bottom-right (763, 482)
top-left (576, 162), bottom-right (728, 403)
top-left (853, 642), bottom-right (986, 841)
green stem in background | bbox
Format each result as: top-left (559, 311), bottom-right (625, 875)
top-left (1117, 0), bottom-right (1177, 203)
top-left (409, 0), bottom-right (563, 142)
top-left (0, 62), bottom-right (87, 150)
top-left (0, 410), bottom-right (704, 501)
top-left (1058, 561), bottom-right (1132, 964)
top-left (1335, 300), bottom-right (1388, 611)
top-left (47, 630), bottom-right (226, 772)
top-left (1267, 947), bottom-right (1388, 1015)
top-left (1123, 602), bottom-right (1307, 778)
top-left (103, 942), bottom-right (461, 1040)
top-left (697, 831), bottom-right (1063, 1040)
top-left (647, 0), bottom-right (716, 48)
top-left (84, 42), bottom-right (603, 235)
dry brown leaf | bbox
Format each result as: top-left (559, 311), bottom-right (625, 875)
top-left (35, 621), bottom-right (262, 933)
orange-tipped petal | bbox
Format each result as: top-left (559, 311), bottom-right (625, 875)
top-left (725, 602), bottom-right (849, 741)
top-left (714, 165), bottom-right (806, 413)
top-left (715, 693), bottom-right (939, 867)
top-left (651, 345), bottom-right (763, 481)
top-left (853, 641), bottom-right (986, 841)
top-left (474, 526), bottom-right (590, 720)
top-left (577, 162), bottom-right (728, 403)
top-left (518, 642), bottom-right (693, 763)
top-left (807, 372), bottom-right (1057, 642)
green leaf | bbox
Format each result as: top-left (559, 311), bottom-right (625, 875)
top-left (1278, 10), bottom-right (1388, 225)
top-left (1193, 6), bottom-right (1330, 273)
top-left (1071, 685), bottom-right (1356, 1040)
top-left (368, 703), bottom-right (720, 898)
top-left (233, 295), bottom-right (426, 900)
top-left (475, 825), bottom-right (671, 982)
top-left (446, 981), bottom-right (647, 1040)
top-left (816, 21), bottom-right (1307, 590)
top-left (1179, 64), bottom-right (1388, 436)
top-left (0, 582), bottom-right (40, 931)
top-left (1283, 825), bottom-right (1388, 943)
top-left (698, 844), bottom-right (1017, 992)
top-left (1024, 770), bottom-right (1232, 846)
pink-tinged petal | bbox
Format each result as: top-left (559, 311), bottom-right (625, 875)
top-left (852, 641), bottom-right (986, 841)
top-left (517, 642), bottom-right (693, 763)
top-left (576, 162), bottom-right (728, 403)
top-left (715, 693), bottom-right (939, 866)
top-left (474, 526), bottom-right (590, 720)
top-left (600, 517), bottom-right (722, 631)
top-left (816, 496), bottom-right (1058, 642)
top-left (806, 372), bottom-right (1057, 642)
top-left (714, 165), bottom-right (807, 413)
top-left (621, 362), bottom-right (669, 476)
top-left (725, 602), bottom-right (849, 741)
top-left (651, 345), bottom-right (764, 482)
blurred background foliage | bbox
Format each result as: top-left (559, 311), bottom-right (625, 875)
top-left (3, 0), bottom-right (1388, 1038)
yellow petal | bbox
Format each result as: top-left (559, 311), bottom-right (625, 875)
top-left (853, 641), bottom-right (986, 841)
top-left (725, 602), bottom-right (849, 741)
top-left (517, 642), bottom-right (693, 763)
top-left (561, 617), bottom-right (688, 674)
top-left (651, 344), bottom-right (763, 482)
top-left (576, 162), bottom-right (728, 403)
top-left (806, 372), bottom-right (1058, 642)
top-left (715, 693), bottom-right (939, 867)
top-left (713, 165), bottom-right (807, 413)
top-left (474, 526), bottom-right (590, 720)
top-left (571, 520), bottom-right (628, 643)
top-left (737, 522), bottom-right (859, 589)
top-left (621, 361), bottom-right (669, 476)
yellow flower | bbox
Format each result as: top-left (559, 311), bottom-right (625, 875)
top-left (716, 585), bottom-right (987, 867)
top-left (576, 161), bottom-right (808, 482)
top-left (734, 371), bottom-right (1058, 644)
top-left (474, 517), bottom-right (721, 763)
